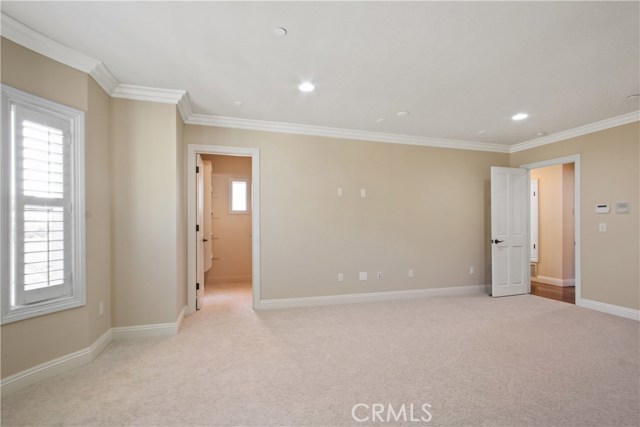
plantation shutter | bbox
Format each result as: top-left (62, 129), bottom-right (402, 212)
top-left (12, 105), bottom-right (73, 305)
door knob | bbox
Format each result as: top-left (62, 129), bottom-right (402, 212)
top-left (491, 239), bottom-right (504, 244)
top-left (203, 238), bottom-right (208, 242)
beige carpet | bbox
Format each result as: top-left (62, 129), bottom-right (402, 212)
top-left (2, 283), bottom-right (639, 426)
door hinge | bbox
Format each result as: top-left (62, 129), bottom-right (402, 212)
top-left (196, 166), bottom-right (200, 173)
top-left (196, 283), bottom-right (200, 290)
top-left (533, 243), bottom-right (536, 249)
top-left (196, 224), bottom-right (199, 232)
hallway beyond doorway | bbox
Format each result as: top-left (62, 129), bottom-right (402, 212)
top-left (204, 281), bottom-right (252, 309)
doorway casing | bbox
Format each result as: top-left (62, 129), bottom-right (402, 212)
top-left (520, 155), bottom-right (581, 304)
top-left (187, 144), bottom-right (260, 313)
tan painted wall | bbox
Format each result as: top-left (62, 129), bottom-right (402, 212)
top-left (1, 39), bottom-right (112, 378)
top-left (511, 122), bottom-right (639, 309)
top-left (85, 77), bottom-right (113, 347)
top-left (531, 165), bottom-right (563, 279)
top-left (176, 112), bottom-right (187, 316)
top-left (110, 99), bottom-right (180, 326)
top-left (202, 155), bottom-right (252, 283)
top-left (185, 126), bottom-right (510, 299)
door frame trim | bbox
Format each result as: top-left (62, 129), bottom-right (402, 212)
top-left (520, 155), bottom-right (581, 303)
top-left (187, 144), bottom-right (260, 313)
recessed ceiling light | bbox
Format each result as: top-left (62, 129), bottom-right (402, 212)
top-left (234, 101), bottom-right (244, 107)
top-left (397, 111), bottom-right (410, 117)
top-left (512, 113), bottom-right (528, 121)
top-left (273, 27), bottom-right (287, 37)
top-left (477, 130), bottom-right (487, 135)
top-left (298, 82), bottom-right (315, 92)
top-left (376, 118), bottom-right (385, 123)
top-left (627, 94), bottom-right (639, 100)
top-left (536, 131), bottom-right (547, 137)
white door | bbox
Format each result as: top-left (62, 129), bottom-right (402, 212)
top-left (491, 167), bottom-right (529, 297)
top-left (530, 179), bottom-right (539, 262)
top-left (196, 154), bottom-right (205, 309)
top-left (203, 160), bottom-right (213, 272)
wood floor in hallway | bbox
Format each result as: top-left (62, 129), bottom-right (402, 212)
top-left (530, 280), bottom-right (575, 304)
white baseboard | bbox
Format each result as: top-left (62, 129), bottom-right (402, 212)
top-left (0, 328), bottom-right (112, 397)
top-left (1, 306), bottom-right (187, 396)
top-left (577, 298), bottom-right (640, 321)
top-left (534, 276), bottom-right (575, 287)
top-left (111, 305), bottom-right (187, 339)
top-left (256, 285), bottom-right (485, 310)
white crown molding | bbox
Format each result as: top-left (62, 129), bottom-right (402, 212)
top-left (1, 12), bottom-right (96, 73)
top-left (90, 63), bottom-right (119, 95)
top-left (186, 114), bottom-right (511, 153)
top-left (111, 84), bottom-right (186, 104)
top-left (1, 12), bottom-right (118, 96)
top-left (177, 92), bottom-right (193, 122)
top-left (510, 111), bottom-right (640, 153)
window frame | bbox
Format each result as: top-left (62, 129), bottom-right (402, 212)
top-left (1, 84), bottom-right (86, 324)
top-left (228, 177), bottom-right (251, 215)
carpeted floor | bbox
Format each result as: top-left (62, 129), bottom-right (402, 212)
top-left (2, 282), bottom-right (639, 426)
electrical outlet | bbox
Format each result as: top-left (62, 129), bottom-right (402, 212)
top-left (337, 187), bottom-right (343, 197)
top-left (377, 271), bottom-right (382, 279)
top-left (408, 269), bottom-right (414, 278)
top-left (599, 223), bottom-right (607, 232)
top-left (338, 273), bottom-right (344, 282)
top-left (360, 188), bottom-right (367, 198)
top-left (469, 266), bottom-right (475, 275)
top-left (359, 272), bottom-right (368, 281)
top-left (99, 301), bottom-right (104, 316)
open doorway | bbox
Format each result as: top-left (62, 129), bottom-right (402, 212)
top-left (187, 145), bottom-right (260, 315)
top-left (529, 163), bottom-right (575, 304)
top-left (522, 155), bottom-right (581, 305)
top-left (200, 154), bottom-right (253, 308)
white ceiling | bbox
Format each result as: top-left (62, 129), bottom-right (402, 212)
top-left (2, 1), bottom-right (639, 147)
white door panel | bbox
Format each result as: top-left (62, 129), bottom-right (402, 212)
top-left (491, 167), bottom-right (528, 297)
top-left (530, 180), bottom-right (539, 262)
top-left (196, 154), bottom-right (205, 309)
top-left (203, 160), bottom-right (213, 272)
